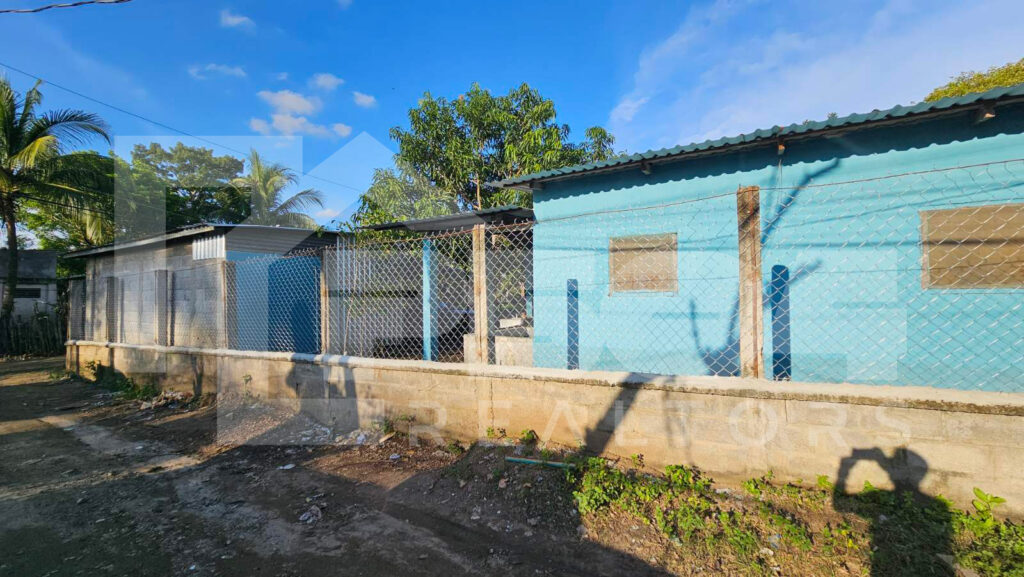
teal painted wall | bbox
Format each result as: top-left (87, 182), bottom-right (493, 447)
top-left (531, 103), bottom-right (1024, 391)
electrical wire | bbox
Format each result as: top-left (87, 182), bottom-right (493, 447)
top-left (0, 0), bottom-right (131, 14)
top-left (0, 60), bottom-right (369, 195)
top-left (17, 193), bottom-right (113, 216)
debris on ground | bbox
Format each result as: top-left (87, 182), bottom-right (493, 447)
top-left (138, 390), bottom-right (191, 410)
top-left (298, 505), bottom-right (323, 524)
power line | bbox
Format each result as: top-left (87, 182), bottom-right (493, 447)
top-left (0, 60), bottom-right (369, 196)
top-left (0, 0), bottom-right (132, 14)
top-left (17, 193), bottom-right (113, 216)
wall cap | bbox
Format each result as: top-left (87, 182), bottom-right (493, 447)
top-left (66, 340), bottom-right (1024, 416)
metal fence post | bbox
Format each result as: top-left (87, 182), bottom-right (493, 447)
top-left (220, 260), bottom-right (232, 349)
top-left (320, 247), bottom-right (330, 354)
top-left (422, 238), bottom-right (433, 361)
top-left (736, 185), bottom-right (765, 379)
top-left (472, 224), bottom-right (489, 364)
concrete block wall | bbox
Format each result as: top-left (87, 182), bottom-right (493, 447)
top-left (84, 244), bottom-right (224, 348)
top-left (66, 340), bottom-right (1024, 517)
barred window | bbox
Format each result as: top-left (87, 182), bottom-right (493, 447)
top-left (609, 233), bottom-right (678, 293)
top-left (921, 203), bottom-right (1024, 289)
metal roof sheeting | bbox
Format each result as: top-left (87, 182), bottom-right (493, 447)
top-left (495, 83), bottom-right (1024, 188)
top-left (364, 205), bottom-right (535, 232)
top-left (63, 223), bottom-right (345, 259)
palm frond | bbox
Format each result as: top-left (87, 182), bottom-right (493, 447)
top-left (9, 134), bottom-right (58, 170)
top-left (274, 188), bottom-right (323, 214)
top-left (23, 152), bottom-right (113, 206)
top-left (27, 109), bottom-right (110, 152)
top-left (16, 81), bottom-right (43, 138)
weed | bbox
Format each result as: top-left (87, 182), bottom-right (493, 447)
top-left (519, 429), bottom-right (537, 444)
top-left (539, 447), bottom-right (554, 461)
top-left (95, 372), bottom-right (159, 400)
top-left (816, 475), bottom-right (834, 491)
top-left (444, 441), bottom-right (465, 456)
top-left (758, 502), bottom-right (813, 551)
top-left (48, 369), bottom-right (72, 381)
top-left (630, 453), bottom-right (645, 469)
top-left (570, 458), bottom-right (1022, 577)
top-left (374, 418), bottom-right (395, 434)
top-left (718, 511), bottom-right (760, 560)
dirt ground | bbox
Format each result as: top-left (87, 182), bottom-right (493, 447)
top-left (0, 357), bottom-right (669, 577)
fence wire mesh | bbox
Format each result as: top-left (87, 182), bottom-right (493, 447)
top-left (226, 250), bottom-right (321, 354)
top-left (68, 160), bottom-right (1023, 392)
top-left (759, 159), bottom-right (1023, 390)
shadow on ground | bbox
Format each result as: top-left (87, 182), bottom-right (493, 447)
top-left (0, 358), bottom-right (669, 576)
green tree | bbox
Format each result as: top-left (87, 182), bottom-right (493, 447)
top-left (349, 161), bottom-right (459, 229)
top-left (0, 77), bottom-right (110, 319)
top-left (925, 58), bottom-right (1024, 101)
top-left (228, 150), bottom-right (324, 227)
top-left (130, 142), bottom-right (248, 227)
top-left (389, 82), bottom-right (616, 212)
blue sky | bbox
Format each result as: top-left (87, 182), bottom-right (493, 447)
top-left (1, 0), bottom-right (1022, 222)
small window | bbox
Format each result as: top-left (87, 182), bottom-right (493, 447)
top-left (921, 203), bottom-right (1024, 289)
top-left (13, 287), bottom-right (42, 299)
top-left (609, 233), bottom-right (678, 293)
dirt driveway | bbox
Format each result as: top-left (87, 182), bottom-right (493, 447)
top-left (0, 357), bottom-right (666, 577)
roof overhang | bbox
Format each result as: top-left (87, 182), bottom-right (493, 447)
top-left (493, 85), bottom-right (1024, 191)
top-left (363, 206), bottom-right (534, 232)
top-left (63, 223), bottom-right (345, 259)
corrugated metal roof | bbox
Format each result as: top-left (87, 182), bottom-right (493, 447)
top-left (63, 223), bottom-right (345, 259)
top-left (364, 205), bottom-right (534, 232)
top-left (495, 83), bottom-right (1024, 188)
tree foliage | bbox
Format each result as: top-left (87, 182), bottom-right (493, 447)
top-left (129, 142), bottom-right (248, 228)
top-left (925, 58), bottom-right (1024, 102)
top-left (228, 150), bottom-right (323, 228)
top-left (0, 77), bottom-right (111, 318)
top-left (386, 82), bottom-right (616, 213)
top-left (349, 162), bottom-right (459, 230)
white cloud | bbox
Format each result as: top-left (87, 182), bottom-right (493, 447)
top-left (352, 91), bottom-right (377, 108)
top-left (310, 73), bottom-right (345, 91)
top-left (275, 72), bottom-right (289, 81)
top-left (609, 97), bottom-right (649, 123)
top-left (332, 123), bottom-right (353, 138)
top-left (268, 113), bottom-right (331, 137)
top-left (219, 9), bottom-right (254, 29)
top-left (257, 89), bottom-right (322, 115)
top-left (188, 63), bottom-right (246, 80)
top-left (249, 117), bottom-right (272, 135)
top-left (316, 208), bottom-right (341, 219)
top-left (337, 0), bottom-right (353, 8)
top-left (609, 0), bottom-right (1024, 152)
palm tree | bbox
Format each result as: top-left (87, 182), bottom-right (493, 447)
top-left (230, 150), bottom-right (324, 228)
top-left (0, 77), bottom-right (110, 319)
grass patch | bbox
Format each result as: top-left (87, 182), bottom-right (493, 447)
top-left (567, 458), bottom-right (1024, 576)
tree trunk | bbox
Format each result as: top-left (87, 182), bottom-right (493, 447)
top-left (2, 201), bottom-right (18, 321)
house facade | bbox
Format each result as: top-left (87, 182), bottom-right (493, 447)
top-left (65, 224), bottom-right (342, 353)
top-left (499, 85), bottom-right (1024, 391)
top-left (0, 249), bottom-right (58, 321)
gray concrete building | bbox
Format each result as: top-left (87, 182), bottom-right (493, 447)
top-left (64, 223), bottom-right (343, 348)
top-left (0, 249), bottom-right (58, 321)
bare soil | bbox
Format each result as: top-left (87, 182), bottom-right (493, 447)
top-left (0, 357), bottom-right (666, 577)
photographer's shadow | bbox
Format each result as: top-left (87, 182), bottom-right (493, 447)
top-left (834, 447), bottom-right (955, 576)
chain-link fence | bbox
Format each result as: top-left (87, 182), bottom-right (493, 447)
top-left (66, 160), bottom-right (1023, 392)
